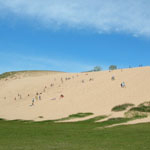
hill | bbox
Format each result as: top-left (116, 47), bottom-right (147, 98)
top-left (0, 67), bottom-right (150, 125)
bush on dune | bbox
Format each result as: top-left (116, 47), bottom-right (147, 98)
top-left (130, 105), bottom-right (150, 112)
top-left (124, 101), bottom-right (150, 118)
top-left (68, 112), bottom-right (94, 118)
top-left (125, 110), bottom-right (148, 118)
top-left (112, 103), bottom-right (135, 112)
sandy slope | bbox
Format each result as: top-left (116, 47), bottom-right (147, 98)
top-left (0, 67), bottom-right (150, 123)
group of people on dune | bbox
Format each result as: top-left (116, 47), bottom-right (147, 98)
top-left (30, 74), bottom-right (95, 106)
top-left (3, 71), bottom-right (126, 106)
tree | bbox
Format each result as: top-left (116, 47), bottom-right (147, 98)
top-left (109, 65), bottom-right (117, 70)
top-left (93, 66), bottom-right (102, 72)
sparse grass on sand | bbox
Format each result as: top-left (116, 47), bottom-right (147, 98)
top-left (0, 115), bottom-right (150, 150)
top-left (124, 101), bottom-right (150, 118)
top-left (0, 70), bottom-right (63, 80)
top-left (112, 103), bottom-right (134, 112)
top-left (0, 72), bottom-right (17, 79)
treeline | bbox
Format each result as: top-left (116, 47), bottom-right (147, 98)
top-left (88, 65), bottom-right (117, 72)
top-left (88, 64), bottom-right (143, 72)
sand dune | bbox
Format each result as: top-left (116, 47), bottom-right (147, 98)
top-left (0, 67), bottom-right (150, 124)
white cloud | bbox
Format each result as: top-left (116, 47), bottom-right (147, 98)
top-left (0, 0), bottom-right (150, 36)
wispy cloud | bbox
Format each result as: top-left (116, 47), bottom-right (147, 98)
top-left (0, 52), bottom-right (94, 73)
top-left (0, 0), bottom-right (150, 36)
top-left (20, 55), bottom-right (94, 72)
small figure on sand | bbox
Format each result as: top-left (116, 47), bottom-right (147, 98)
top-left (89, 78), bottom-right (94, 81)
top-left (39, 95), bottom-right (41, 100)
top-left (61, 78), bottom-right (63, 83)
top-left (51, 98), bottom-right (56, 100)
top-left (31, 98), bottom-right (35, 106)
top-left (60, 94), bottom-right (64, 98)
top-left (81, 80), bottom-right (84, 83)
top-left (111, 76), bottom-right (115, 81)
top-left (50, 83), bottom-right (54, 87)
top-left (14, 97), bottom-right (16, 101)
top-left (121, 82), bottom-right (126, 88)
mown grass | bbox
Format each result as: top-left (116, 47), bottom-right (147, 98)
top-left (0, 116), bottom-right (150, 150)
top-left (112, 103), bottom-right (134, 112)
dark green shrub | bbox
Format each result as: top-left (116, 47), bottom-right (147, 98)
top-left (112, 103), bottom-right (135, 112)
top-left (68, 112), bottom-right (93, 118)
top-left (130, 106), bottom-right (150, 112)
top-left (109, 65), bottom-right (117, 70)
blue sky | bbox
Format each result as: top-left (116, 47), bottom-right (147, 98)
top-left (0, 0), bottom-right (150, 73)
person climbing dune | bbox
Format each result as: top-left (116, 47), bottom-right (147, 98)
top-left (121, 82), bottom-right (126, 88)
top-left (111, 76), bottom-right (115, 80)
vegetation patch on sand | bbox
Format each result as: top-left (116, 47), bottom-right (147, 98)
top-left (38, 116), bottom-right (44, 119)
top-left (0, 70), bottom-right (63, 80)
top-left (125, 110), bottom-right (148, 118)
top-left (112, 103), bottom-right (134, 112)
top-left (0, 72), bottom-right (17, 79)
top-left (129, 101), bottom-right (150, 112)
top-left (98, 113), bottom-right (147, 128)
top-left (56, 112), bottom-right (94, 121)
top-left (69, 112), bottom-right (93, 118)
top-left (130, 106), bottom-right (150, 112)
top-left (124, 101), bottom-right (150, 118)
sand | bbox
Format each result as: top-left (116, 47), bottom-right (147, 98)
top-left (0, 67), bottom-right (150, 124)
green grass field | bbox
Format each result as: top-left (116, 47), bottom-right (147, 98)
top-left (0, 117), bottom-right (150, 150)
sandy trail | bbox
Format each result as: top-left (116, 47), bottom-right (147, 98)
top-left (0, 67), bottom-right (150, 124)
top-left (101, 117), bottom-right (150, 128)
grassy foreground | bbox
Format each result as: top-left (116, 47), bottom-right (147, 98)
top-left (0, 117), bottom-right (150, 150)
